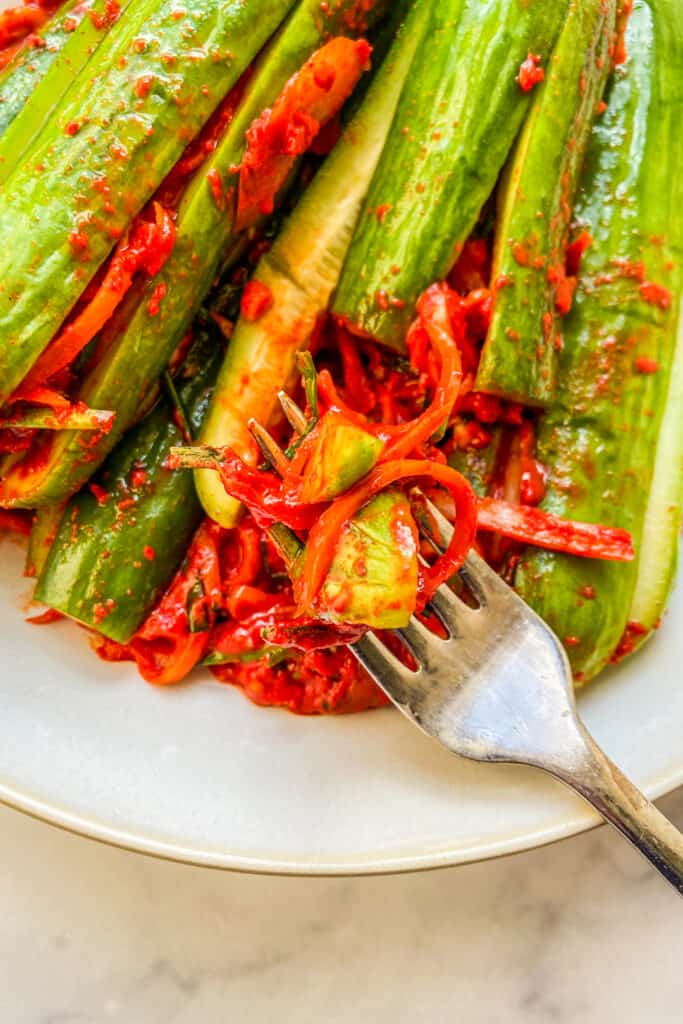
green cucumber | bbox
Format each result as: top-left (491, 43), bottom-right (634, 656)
top-left (514, 0), bottom-right (683, 680)
top-left (0, 0), bottom-right (374, 510)
top-left (0, 0), bottom-right (96, 138)
top-left (331, 0), bottom-right (569, 349)
top-left (317, 489), bottom-right (418, 629)
top-left (25, 502), bottom-right (67, 579)
top-left (196, 0), bottom-right (430, 527)
top-left (0, 0), bottom-right (130, 186)
top-left (447, 429), bottom-right (503, 499)
top-left (475, 0), bottom-right (617, 406)
top-left (628, 298), bottom-right (683, 637)
top-left (34, 328), bottom-right (222, 643)
top-left (0, 0), bottom-right (296, 405)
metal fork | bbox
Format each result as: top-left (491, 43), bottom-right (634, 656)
top-left (249, 393), bottom-right (683, 895)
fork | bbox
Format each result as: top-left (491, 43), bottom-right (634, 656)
top-left (248, 393), bottom-right (683, 895)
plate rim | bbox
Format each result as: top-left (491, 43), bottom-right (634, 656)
top-left (1, 740), bottom-right (681, 876)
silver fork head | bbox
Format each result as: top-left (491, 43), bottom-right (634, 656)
top-left (353, 503), bottom-right (584, 775)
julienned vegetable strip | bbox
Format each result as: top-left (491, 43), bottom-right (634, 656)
top-left (235, 36), bottom-right (372, 230)
top-left (331, 0), bottom-right (569, 348)
top-left (0, 0), bottom-right (376, 512)
top-left (477, 500), bottom-right (633, 562)
top-left (475, 0), bottom-right (617, 405)
top-left (12, 204), bottom-right (176, 393)
top-left (0, 0), bottom-right (297, 405)
top-left (514, 0), bottom-right (683, 680)
top-left (195, 0), bottom-right (430, 528)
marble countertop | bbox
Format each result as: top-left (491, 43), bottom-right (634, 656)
top-left (1, 789), bottom-right (681, 1023)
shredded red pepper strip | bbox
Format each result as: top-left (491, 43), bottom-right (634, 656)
top-left (128, 520), bottom-right (222, 685)
top-left (476, 498), bottom-right (634, 562)
top-left (236, 37), bottom-right (372, 231)
top-left (294, 459), bottom-right (478, 612)
top-left (13, 205), bottom-right (175, 394)
top-left (11, 384), bottom-right (71, 410)
top-left (382, 284), bottom-right (464, 459)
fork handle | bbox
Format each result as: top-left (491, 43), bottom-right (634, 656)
top-left (553, 725), bottom-right (683, 895)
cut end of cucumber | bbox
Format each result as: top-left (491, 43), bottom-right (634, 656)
top-left (194, 467), bottom-right (243, 530)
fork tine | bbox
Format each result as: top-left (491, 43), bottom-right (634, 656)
top-left (397, 616), bottom-right (438, 664)
top-left (353, 631), bottom-right (420, 684)
top-left (278, 390), bottom-right (308, 433)
top-left (423, 498), bottom-right (511, 606)
top-left (427, 584), bottom-right (477, 636)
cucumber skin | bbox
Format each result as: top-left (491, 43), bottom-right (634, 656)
top-left (0, 0), bottom-right (128, 187)
top-left (476, 0), bottom-right (617, 406)
top-left (514, 0), bottom-right (683, 681)
top-left (0, 0), bottom-right (292, 406)
top-left (0, 0), bottom-right (374, 510)
top-left (34, 332), bottom-right (222, 644)
top-left (331, 0), bottom-right (569, 349)
top-left (196, 0), bottom-right (430, 527)
top-left (0, 0), bottom-right (95, 137)
top-left (447, 430), bottom-right (502, 499)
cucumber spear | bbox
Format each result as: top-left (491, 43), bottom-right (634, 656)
top-left (514, 0), bottom-right (683, 679)
top-left (475, 0), bottom-right (617, 406)
top-left (331, 0), bottom-right (569, 349)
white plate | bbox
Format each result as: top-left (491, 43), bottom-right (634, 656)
top-left (1, 533), bottom-right (681, 874)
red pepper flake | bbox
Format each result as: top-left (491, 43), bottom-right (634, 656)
top-left (64, 120), bottom-right (81, 136)
top-left (117, 497), bottom-right (136, 511)
top-left (90, 0), bottom-right (121, 30)
top-left (376, 290), bottom-right (390, 311)
top-left (134, 74), bottom-right (154, 99)
top-left (511, 242), bottom-right (531, 267)
top-left (564, 635), bottom-right (581, 648)
top-left (130, 466), bottom-right (147, 489)
top-left (639, 281), bottom-right (671, 310)
top-left (541, 311), bottom-right (553, 342)
top-left (494, 273), bottom-right (513, 291)
top-left (147, 282), bottom-right (167, 317)
top-left (88, 483), bottom-right (109, 506)
top-left (207, 167), bottom-right (224, 209)
top-left (565, 231), bottom-right (592, 276)
top-left (554, 273), bottom-right (576, 316)
top-left (634, 356), bottom-right (659, 374)
top-left (517, 53), bottom-right (544, 93)
top-left (241, 280), bottom-right (274, 321)
top-left (143, 545), bottom-right (156, 561)
top-left (93, 598), bottom-right (117, 625)
top-left (596, 99), bottom-right (607, 116)
top-left (611, 618), bottom-right (647, 663)
top-left (68, 230), bottom-right (90, 256)
top-left (579, 585), bottom-right (596, 599)
top-left (376, 203), bottom-right (392, 223)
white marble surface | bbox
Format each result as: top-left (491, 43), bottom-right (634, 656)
top-left (1, 790), bottom-right (682, 1023)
